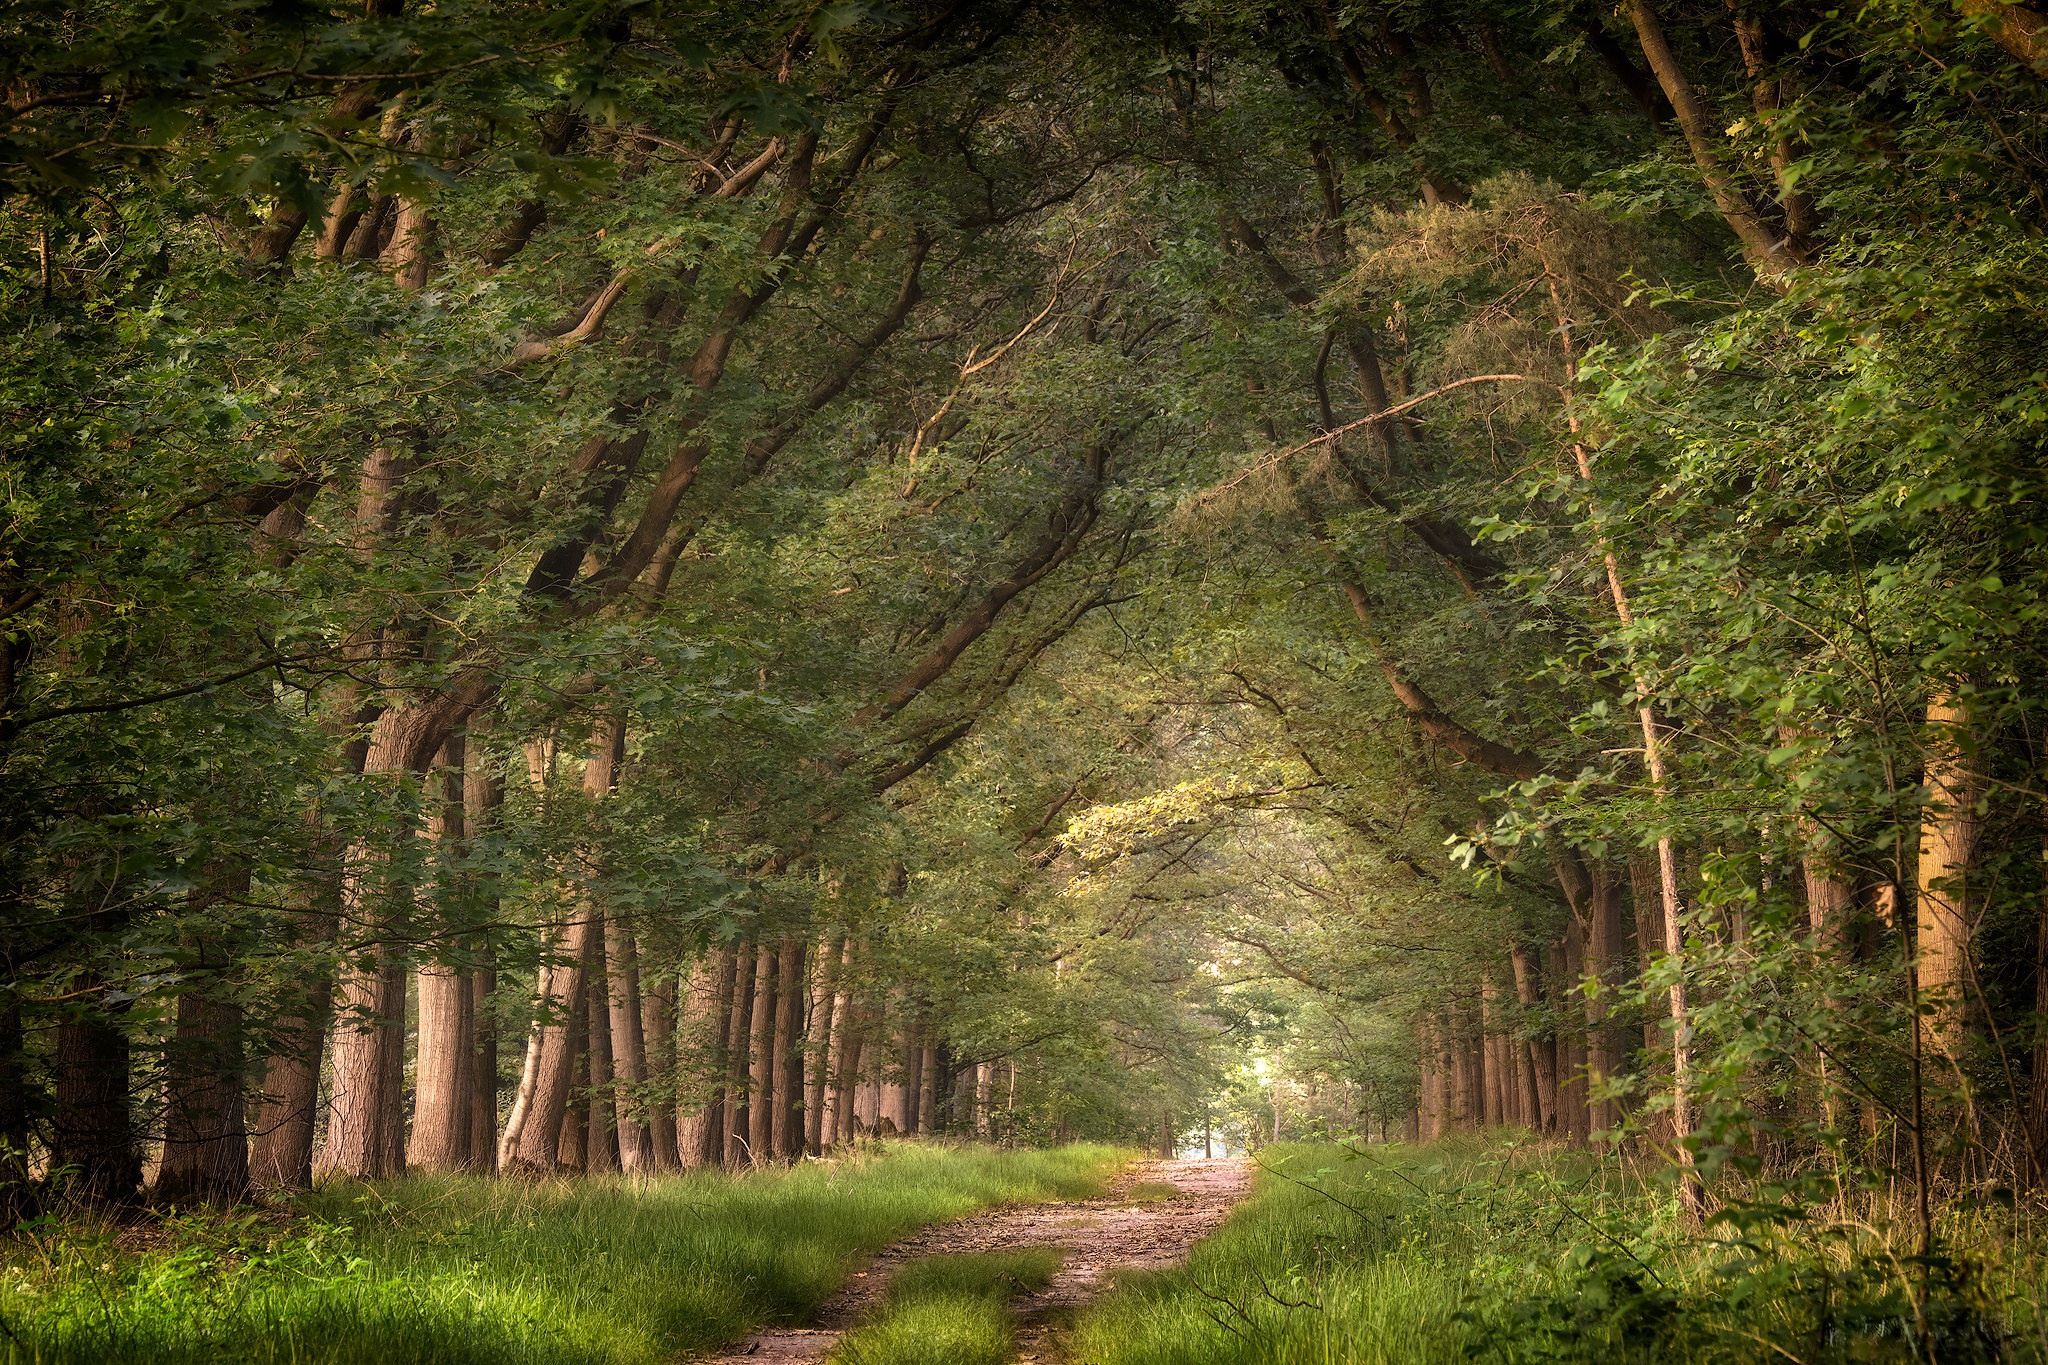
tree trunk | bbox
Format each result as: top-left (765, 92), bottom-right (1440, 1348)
top-left (1624, 0), bottom-right (1806, 273)
top-left (1918, 690), bottom-right (1984, 1056)
top-left (678, 949), bottom-right (735, 1168)
top-left (52, 989), bottom-right (140, 1203)
top-left (606, 916), bottom-right (653, 1172)
top-left (1508, 942), bottom-right (1556, 1133)
top-left (724, 943), bottom-right (757, 1169)
top-left (584, 925), bottom-right (618, 1174)
top-left (410, 738), bottom-right (475, 1173)
top-left (643, 969), bottom-right (679, 1170)
top-left (157, 863), bottom-right (252, 1204)
top-left (772, 936), bottom-right (807, 1160)
top-left (497, 724), bottom-right (620, 1172)
top-left (557, 973), bottom-right (589, 1172)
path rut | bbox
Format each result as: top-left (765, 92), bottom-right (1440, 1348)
top-left (697, 1156), bottom-right (1251, 1363)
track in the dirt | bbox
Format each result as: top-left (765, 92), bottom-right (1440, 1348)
top-left (697, 1156), bottom-right (1252, 1363)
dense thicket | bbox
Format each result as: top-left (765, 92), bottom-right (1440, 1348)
top-left (2, 0), bottom-right (2044, 1269)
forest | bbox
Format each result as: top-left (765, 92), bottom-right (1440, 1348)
top-left (2, 0), bottom-right (2046, 1360)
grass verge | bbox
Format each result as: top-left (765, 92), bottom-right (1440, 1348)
top-left (0, 1142), bottom-right (1120, 1365)
top-left (1069, 1137), bottom-right (2044, 1365)
top-left (829, 1248), bottom-right (1061, 1365)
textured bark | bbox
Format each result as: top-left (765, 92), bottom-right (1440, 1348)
top-left (1918, 691), bottom-right (1985, 1055)
top-left (823, 943), bottom-right (859, 1149)
top-left (1553, 935), bottom-right (1590, 1145)
top-left (52, 990), bottom-right (140, 1203)
top-left (605, 917), bottom-right (654, 1171)
top-left (247, 883), bottom-right (336, 1190)
top-left (556, 973), bottom-right (589, 1171)
top-left (410, 739), bottom-right (474, 1172)
top-left (1959, 0), bottom-right (2048, 67)
top-left (496, 725), bottom-right (620, 1172)
top-left (772, 936), bottom-right (808, 1160)
top-left (804, 935), bottom-right (840, 1155)
top-left (315, 880), bottom-right (409, 1180)
top-left (470, 959), bottom-right (498, 1170)
top-left (679, 949), bottom-right (735, 1168)
top-left (410, 964), bottom-right (474, 1172)
top-left (724, 943), bottom-right (758, 1170)
top-left (1508, 942), bottom-right (1556, 1133)
top-left (746, 947), bottom-right (777, 1165)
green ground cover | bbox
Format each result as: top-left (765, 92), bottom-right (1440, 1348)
top-left (830, 1248), bottom-right (1062, 1365)
top-left (1071, 1139), bottom-right (2043, 1365)
top-left (0, 1143), bottom-right (1120, 1365)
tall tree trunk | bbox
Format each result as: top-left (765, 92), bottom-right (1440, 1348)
top-left (606, 916), bottom-right (653, 1172)
top-left (1918, 690), bottom-right (1984, 1056)
top-left (643, 969), bottom-right (679, 1171)
top-left (496, 724), bottom-right (620, 1172)
top-left (584, 924), bottom-right (618, 1174)
top-left (746, 946), bottom-right (778, 1166)
top-left (410, 738), bottom-right (474, 1173)
top-left (1508, 942), bottom-right (1557, 1133)
top-left (724, 943), bottom-right (757, 1169)
top-left (466, 723), bottom-right (505, 1171)
top-left (771, 936), bottom-right (807, 1160)
top-left (678, 949), bottom-right (735, 1168)
top-left (1624, 0), bottom-right (1806, 273)
top-left (52, 987), bottom-right (140, 1203)
top-left (157, 863), bottom-right (252, 1204)
top-left (1554, 933), bottom-right (1590, 1145)
top-left (806, 934), bottom-right (842, 1154)
top-left (248, 853), bottom-right (340, 1189)
top-left (557, 972), bottom-right (589, 1171)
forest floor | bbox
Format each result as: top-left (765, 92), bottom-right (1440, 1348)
top-left (700, 1156), bottom-right (1253, 1364)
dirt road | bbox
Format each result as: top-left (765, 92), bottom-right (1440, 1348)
top-left (699, 1156), bottom-right (1252, 1363)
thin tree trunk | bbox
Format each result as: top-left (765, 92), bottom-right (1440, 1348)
top-left (584, 924), bottom-right (618, 1174)
top-left (724, 943), bottom-right (756, 1169)
top-left (157, 863), bottom-right (252, 1203)
top-left (747, 946), bottom-right (777, 1166)
top-left (643, 969), bottom-right (679, 1170)
top-left (1624, 0), bottom-right (1805, 273)
top-left (52, 988), bottom-right (140, 1203)
top-left (771, 935), bottom-right (807, 1160)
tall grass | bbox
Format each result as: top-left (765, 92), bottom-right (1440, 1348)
top-left (0, 1142), bottom-right (1119, 1365)
top-left (829, 1248), bottom-right (1062, 1365)
top-left (1070, 1138), bottom-right (2048, 1365)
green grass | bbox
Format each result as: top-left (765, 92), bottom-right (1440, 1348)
top-left (1070, 1138), bottom-right (2047, 1365)
top-left (0, 1142), bottom-right (1121, 1365)
top-left (830, 1248), bottom-right (1062, 1365)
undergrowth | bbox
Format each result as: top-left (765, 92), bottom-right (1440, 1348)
top-left (0, 1142), bottom-right (1120, 1365)
top-left (1071, 1137), bottom-right (2048, 1365)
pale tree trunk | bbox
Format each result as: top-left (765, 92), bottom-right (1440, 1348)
top-left (746, 946), bottom-right (777, 1166)
top-left (410, 738), bottom-right (474, 1173)
top-left (1918, 690), bottom-right (1984, 1057)
top-left (1508, 942), bottom-right (1557, 1133)
top-left (805, 934), bottom-right (842, 1155)
top-left (316, 839), bottom-right (411, 1180)
top-left (678, 949), bottom-right (735, 1168)
top-left (772, 937), bottom-right (807, 1160)
top-left (723, 943), bottom-right (756, 1169)
top-left (918, 1032), bottom-right (940, 1133)
top-left (497, 726), bottom-right (619, 1172)
top-left (605, 915), bottom-right (653, 1172)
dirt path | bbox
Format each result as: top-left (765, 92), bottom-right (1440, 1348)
top-left (698, 1156), bottom-right (1252, 1363)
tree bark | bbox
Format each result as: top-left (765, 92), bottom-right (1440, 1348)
top-left (724, 943), bottom-right (757, 1169)
top-left (605, 916), bottom-right (653, 1171)
top-left (643, 969), bottom-right (679, 1170)
top-left (1918, 690), bottom-right (1984, 1055)
top-left (746, 946), bottom-right (777, 1166)
top-left (1624, 0), bottom-right (1806, 273)
top-left (52, 988), bottom-right (140, 1203)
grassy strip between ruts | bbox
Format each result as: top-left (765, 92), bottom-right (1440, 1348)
top-left (829, 1248), bottom-right (1062, 1365)
top-left (0, 1142), bottom-right (1122, 1365)
top-left (1069, 1138), bottom-right (2048, 1365)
